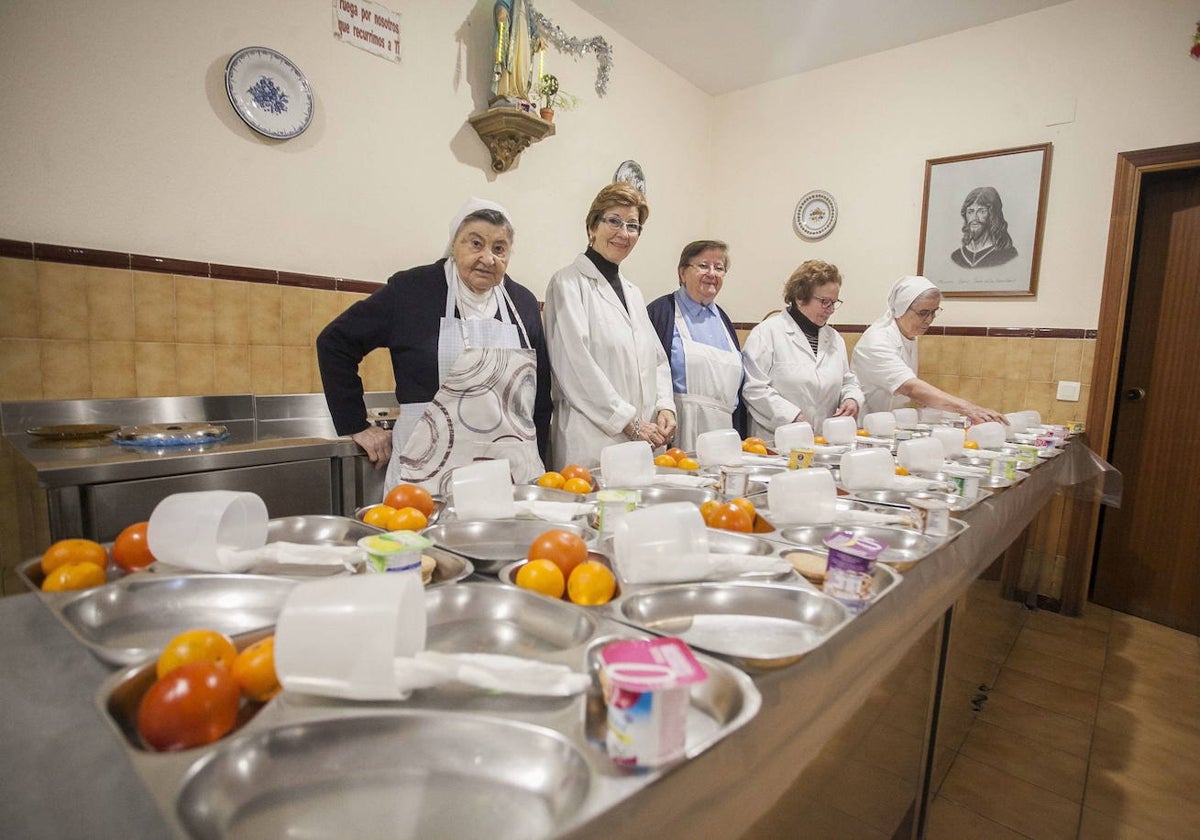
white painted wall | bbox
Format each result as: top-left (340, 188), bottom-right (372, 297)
top-left (0, 0), bottom-right (710, 300)
top-left (709, 0), bottom-right (1200, 327)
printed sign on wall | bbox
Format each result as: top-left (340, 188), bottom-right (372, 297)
top-left (333, 0), bottom-right (402, 63)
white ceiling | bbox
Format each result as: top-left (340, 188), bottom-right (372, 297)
top-left (572, 0), bottom-right (1072, 95)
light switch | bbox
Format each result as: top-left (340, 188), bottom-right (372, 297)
top-left (1056, 380), bottom-right (1081, 401)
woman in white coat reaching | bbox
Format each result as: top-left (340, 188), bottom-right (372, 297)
top-left (741, 260), bottom-right (862, 447)
top-left (543, 183), bottom-right (677, 469)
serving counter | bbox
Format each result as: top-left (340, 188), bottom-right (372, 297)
top-left (0, 443), bottom-right (1108, 840)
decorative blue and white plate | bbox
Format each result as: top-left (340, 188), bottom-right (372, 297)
top-left (225, 47), bottom-right (314, 140)
top-left (794, 190), bottom-right (837, 240)
top-left (614, 159), bottom-right (647, 195)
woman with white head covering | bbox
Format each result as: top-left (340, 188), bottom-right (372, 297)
top-left (851, 275), bottom-right (1006, 424)
top-left (317, 197), bottom-right (550, 495)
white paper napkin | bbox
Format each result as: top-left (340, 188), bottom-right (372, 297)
top-left (214, 542), bottom-right (362, 573)
top-left (392, 651), bottom-right (590, 697)
top-left (836, 509), bottom-right (917, 528)
top-left (616, 551), bottom-right (792, 584)
top-left (513, 500), bottom-right (595, 522)
top-left (652, 474), bottom-right (716, 488)
top-left (892, 475), bottom-right (949, 492)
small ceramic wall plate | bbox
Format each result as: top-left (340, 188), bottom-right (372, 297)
top-left (614, 160), bottom-right (647, 195)
top-left (225, 46), bottom-right (314, 140)
top-left (794, 190), bottom-right (837, 240)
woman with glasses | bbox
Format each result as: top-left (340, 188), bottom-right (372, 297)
top-left (741, 260), bottom-right (863, 447)
top-left (543, 183), bottom-right (676, 469)
top-left (646, 240), bottom-right (747, 451)
top-left (851, 275), bottom-right (1007, 423)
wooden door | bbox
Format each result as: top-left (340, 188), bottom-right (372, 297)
top-left (1091, 167), bottom-right (1200, 633)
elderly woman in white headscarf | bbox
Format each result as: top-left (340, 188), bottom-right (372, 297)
top-left (851, 275), bottom-right (1006, 424)
top-left (317, 197), bottom-right (551, 495)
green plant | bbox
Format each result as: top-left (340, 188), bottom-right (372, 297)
top-left (535, 74), bottom-right (579, 111)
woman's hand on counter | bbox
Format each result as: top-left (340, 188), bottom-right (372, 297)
top-left (352, 426), bottom-right (393, 466)
top-left (655, 410), bottom-right (677, 444)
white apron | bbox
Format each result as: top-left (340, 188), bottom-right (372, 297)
top-left (384, 275), bottom-right (544, 497)
top-left (673, 304), bottom-right (743, 452)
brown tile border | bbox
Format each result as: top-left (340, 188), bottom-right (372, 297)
top-left (34, 243), bottom-right (130, 269)
top-left (130, 253), bottom-right (211, 277)
top-left (211, 263), bottom-right (278, 284)
top-left (0, 238), bottom-right (34, 259)
top-left (733, 321), bottom-right (1095, 339)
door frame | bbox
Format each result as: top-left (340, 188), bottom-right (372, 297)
top-left (1062, 142), bottom-right (1200, 615)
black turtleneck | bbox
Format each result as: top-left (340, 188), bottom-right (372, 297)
top-left (788, 305), bottom-right (821, 355)
top-left (585, 246), bottom-right (628, 311)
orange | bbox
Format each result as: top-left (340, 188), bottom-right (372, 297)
top-left (813, 435), bottom-right (828, 445)
top-left (895, 465), bottom-right (910, 476)
top-left (856, 428), bottom-right (870, 437)
top-left (560, 464), bottom-right (593, 485)
top-left (156, 629), bottom-right (238, 679)
top-left (362, 505), bottom-right (394, 528)
top-left (699, 499), bottom-right (721, 525)
top-left (113, 522), bottom-right (156, 572)
top-left (41, 561), bottom-right (106, 592)
top-left (566, 561), bottom-right (617, 606)
top-left (708, 502), bottom-right (753, 533)
top-left (677, 456), bottom-right (700, 471)
top-left (231, 636), bottom-right (280, 702)
top-left (745, 443), bottom-right (768, 456)
top-left (515, 559), bottom-right (565, 598)
top-left (527, 529), bottom-right (588, 579)
top-left (730, 496), bottom-right (756, 521)
top-left (963, 440), bottom-right (980, 450)
top-left (386, 506), bottom-right (428, 532)
top-left (653, 454), bottom-right (677, 467)
top-left (536, 471), bottom-right (565, 489)
top-left (741, 437), bottom-right (765, 453)
top-left (383, 484), bottom-right (435, 518)
top-left (41, 538), bottom-right (108, 576)
top-left (664, 447), bottom-right (687, 462)
top-left (562, 477), bottom-right (592, 495)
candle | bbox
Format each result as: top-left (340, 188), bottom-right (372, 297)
top-left (496, 20), bottom-right (505, 65)
top-left (538, 52), bottom-right (544, 84)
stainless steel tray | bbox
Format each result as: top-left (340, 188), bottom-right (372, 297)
top-left (513, 484), bottom-right (589, 503)
top-left (497, 551), bottom-right (622, 606)
top-left (780, 550), bottom-right (904, 601)
top-left (422, 519), bottom-right (598, 574)
top-left (96, 582), bottom-right (761, 839)
top-left (355, 495), bottom-right (447, 525)
top-left (598, 485), bottom-right (718, 506)
top-left (849, 487), bottom-right (988, 513)
top-left (606, 581), bottom-right (850, 670)
top-left (777, 523), bottom-right (951, 573)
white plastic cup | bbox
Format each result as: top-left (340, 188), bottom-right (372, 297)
top-left (601, 440), bottom-right (656, 487)
top-left (767, 468), bottom-right (837, 525)
top-left (966, 421), bottom-right (1005, 450)
top-left (273, 574), bottom-right (426, 701)
top-left (897, 437), bottom-right (945, 474)
top-left (839, 447), bottom-right (895, 491)
top-left (930, 426), bottom-right (966, 454)
top-left (613, 502), bottom-right (708, 574)
top-left (892, 408), bottom-right (919, 429)
top-left (862, 412), bottom-right (896, 438)
top-left (774, 421), bottom-right (815, 453)
top-left (451, 459), bottom-right (514, 520)
top-left (822, 416), bottom-right (857, 445)
top-left (695, 429), bottom-right (742, 468)
top-left (147, 491), bottom-right (268, 572)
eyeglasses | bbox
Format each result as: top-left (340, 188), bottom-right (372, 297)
top-left (912, 308), bottom-right (943, 320)
top-left (814, 296), bottom-right (843, 310)
top-left (687, 262), bottom-right (727, 276)
top-left (600, 216), bottom-right (643, 235)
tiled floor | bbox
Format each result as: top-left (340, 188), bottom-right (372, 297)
top-left (926, 584), bottom-right (1200, 840)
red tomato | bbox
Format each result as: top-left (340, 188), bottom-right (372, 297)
top-left (136, 661), bottom-right (241, 751)
top-left (527, 529), bottom-right (588, 579)
top-left (113, 522), bottom-right (156, 572)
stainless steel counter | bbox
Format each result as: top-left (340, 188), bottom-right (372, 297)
top-left (0, 443), bottom-right (1107, 840)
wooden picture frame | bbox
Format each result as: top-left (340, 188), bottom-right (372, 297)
top-left (917, 143), bottom-right (1052, 297)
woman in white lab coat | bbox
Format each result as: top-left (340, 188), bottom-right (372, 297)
top-left (741, 260), bottom-right (862, 447)
top-left (543, 183), bottom-right (676, 469)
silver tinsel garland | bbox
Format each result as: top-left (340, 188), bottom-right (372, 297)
top-left (527, 1), bottom-right (613, 97)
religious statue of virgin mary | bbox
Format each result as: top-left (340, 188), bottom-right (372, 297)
top-left (491, 0), bottom-right (537, 103)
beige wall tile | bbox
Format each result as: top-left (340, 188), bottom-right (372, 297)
top-left (40, 339), bottom-right (92, 399)
top-left (175, 343), bottom-right (215, 395)
top-left (176, 276), bottom-right (215, 344)
top-left (0, 339), bottom-right (43, 400)
top-left (918, 335), bottom-right (941, 374)
top-left (1001, 379), bottom-right (1028, 413)
top-left (281, 347), bottom-right (314, 394)
top-left (362, 347), bottom-right (394, 392)
top-left (940, 335), bottom-right (963, 376)
top-left (84, 266), bottom-right (134, 342)
top-left (90, 341), bottom-right (137, 397)
top-left (982, 337), bottom-right (1009, 377)
top-left (37, 261), bottom-right (88, 339)
top-left (1002, 338), bottom-right (1033, 381)
top-left (213, 279), bottom-right (250, 345)
top-left (310, 288), bottom-right (343, 346)
top-left (281, 287), bottom-right (313, 347)
top-left (1080, 339), bottom-right (1096, 383)
top-left (959, 336), bottom-right (986, 378)
top-left (1027, 381), bottom-right (1056, 419)
top-left (134, 341), bottom-right (177, 396)
top-left (976, 377), bottom-right (1003, 408)
top-left (957, 376), bottom-right (982, 403)
top-left (250, 344), bottom-right (283, 394)
top-left (247, 283), bottom-right (282, 346)
top-left (1052, 339), bottom-right (1084, 382)
top-left (214, 344), bottom-right (252, 393)
top-left (133, 271), bottom-right (176, 342)
top-left (0, 258), bottom-right (39, 338)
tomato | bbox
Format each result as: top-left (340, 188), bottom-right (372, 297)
top-left (157, 629), bottom-right (238, 679)
top-left (560, 464), bottom-right (592, 485)
top-left (536, 471), bottom-right (565, 489)
top-left (562, 477), bottom-right (593, 495)
top-left (41, 538), bottom-right (107, 575)
top-left (231, 636), bottom-right (280, 702)
top-left (41, 561), bottom-right (106, 592)
top-left (515, 559), bottom-right (565, 598)
top-left (112, 522), bottom-right (156, 572)
top-left (527, 529), bottom-right (588, 579)
top-left (653, 454), bottom-right (677, 467)
top-left (383, 484), bottom-right (435, 517)
top-left (708, 503), bottom-right (753, 533)
top-left (664, 448), bottom-right (687, 462)
top-left (566, 561), bottom-right (616, 606)
top-left (386, 506), bottom-right (428, 532)
top-left (137, 661), bottom-right (241, 751)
